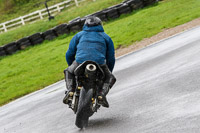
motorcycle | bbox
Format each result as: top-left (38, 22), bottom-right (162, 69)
top-left (67, 61), bottom-right (105, 128)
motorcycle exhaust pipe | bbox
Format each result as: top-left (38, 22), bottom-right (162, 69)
top-left (86, 64), bottom-right (96, 71)
top-left (85, 64), bottom-right (96, 78)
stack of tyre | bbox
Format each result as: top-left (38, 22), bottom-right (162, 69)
top-left (0, 0), bottom-right (158, 57)
top-left (1, 42), bottom-right (18, 55)
top-left (17, 37), bottom-right (32, 50)
top-left (68, 17), bottom-right (83, 33)
top-left (91, 11), bottom-right (108, 21)
top-left (124, 0), bottom-right (144, 9)
top-left (52, 24), bottom-right (69, 36)
top-left (0, 47), bottom-right (6, 56)
top-left (28, 33), bottom-right (44, 45)
top-left (41, 29), bottom-right (57, 40)
top-left (141, 0), bottom-right (157, 6)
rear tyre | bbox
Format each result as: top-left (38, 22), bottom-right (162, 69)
top-left (75, 89), bottom-right (93, 128)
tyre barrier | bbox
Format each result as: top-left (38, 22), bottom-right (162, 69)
top-left (141, 0), bottom-right (157, 6)
top-left (16, 37), bottom-right (32, 50)
top-left (68, 18), bottom-right (83, 33)
top-left (41, 29), bottom-right (57, 40)
top-left (52, 23), bottom-right (70, 36)
top-left (3, 42), bottom-right (18, 55)
top-left (104, 8), bottom-right (120, 19)
top-left (109, 3), bottom-right (124, 9)
top-left (124, 0), bottom-right (144, 10)
top-left (0, 0), bottom-right (158, 57)
top-left (116, 3), bottom-right (132, 15)
top-left (80, 18), bottom-right (87, 27)
top-left (92, 11), bottom-right (108, 21)
top-left (71, 17), bottom-right (87, 28)
top-left (28, 33), bottom-right (44, 45)
top-left (0, 46), bottom-right (6, 56)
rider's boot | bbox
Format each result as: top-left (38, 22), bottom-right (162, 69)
top-left (98, 65), bottom-right (116, 108)
top-left (63, 87), bottom-right (75, 104)
top-left (98, 73), bottom-right (116, 108)
top-left (98, 83), bottom-right (110, 108)
top-left (63, 71), bottom-right (76, 104)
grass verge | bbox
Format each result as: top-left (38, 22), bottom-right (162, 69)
top-left (1, 0), bottom-right (200, 105)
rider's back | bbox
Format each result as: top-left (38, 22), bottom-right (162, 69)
top-left (66, 25), bottom-right (115, 71)
top-left (76, 25), bottom-right (107, 65)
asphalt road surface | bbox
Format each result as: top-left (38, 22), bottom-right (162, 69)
top-left (1, 26), bottom-right (200, 133)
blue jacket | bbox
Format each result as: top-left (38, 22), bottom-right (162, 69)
top-left (66, 25), bottom-right (115, 72)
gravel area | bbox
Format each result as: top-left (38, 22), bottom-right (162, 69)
top-left (115, 17), bottom-right (200, 57)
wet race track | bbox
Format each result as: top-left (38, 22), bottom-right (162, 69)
top-left (1, 26), bottom-right (200, 133)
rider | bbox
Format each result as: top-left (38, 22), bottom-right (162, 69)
top-left (63, 16), bottom-right (116, 108)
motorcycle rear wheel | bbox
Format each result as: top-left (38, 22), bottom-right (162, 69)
top-left (75, 88), bottom-right (93, 128)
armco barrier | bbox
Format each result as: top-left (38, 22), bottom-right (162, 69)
top-left (0, 0), bottom-right (158, 57)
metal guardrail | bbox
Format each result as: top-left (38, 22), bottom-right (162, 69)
top-left (0, 0), bottom-right (96, 33)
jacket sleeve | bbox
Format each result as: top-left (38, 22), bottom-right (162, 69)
top-left (65, 34), bottom-right (79, 66)
top-left (106, 37), bottom-right (115, 72)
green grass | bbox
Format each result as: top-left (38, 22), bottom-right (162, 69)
top-left (0, 0), bottom-right (71, 23)
top-left (1, 0), bottom-right (200, 105)
top-left (0, 0), bottom-right (123, 46)
top-left (0, 34), bottom-right (71, 104)
top-left (104, 0), bottom-right (200, 48)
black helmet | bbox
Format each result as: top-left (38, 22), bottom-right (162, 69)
top-left (84, 16), bottom-right (102, 27)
